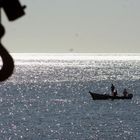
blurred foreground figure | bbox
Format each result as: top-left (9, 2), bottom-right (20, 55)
top-left (0, 0), bottom-right (26, 81)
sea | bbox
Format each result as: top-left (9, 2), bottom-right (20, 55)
top-left (0, 53), bottom-right (140, 140)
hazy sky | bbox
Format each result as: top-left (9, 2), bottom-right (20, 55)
top-left (1, 0), bottom-right (140, 53)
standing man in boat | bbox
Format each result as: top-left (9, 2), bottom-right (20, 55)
top-left (111, 84), bottom-right (115, 94)
top-left (111, 84), bottom-right (118, 96)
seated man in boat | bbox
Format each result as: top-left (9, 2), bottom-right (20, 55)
top-left (123, 88), bottom-right (128, 97)
top-left (112, 89), bottom-right (118, 97)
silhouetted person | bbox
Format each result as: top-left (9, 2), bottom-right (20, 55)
top-left (123, 88), bottom-right (128, 97)
top-left (111, 84), bottom-right (115, 93)
top-left (114, 89), bottom-right (117, 97)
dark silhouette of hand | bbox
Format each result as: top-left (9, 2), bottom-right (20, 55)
top-left (0, 23), bottom-right (14, 81)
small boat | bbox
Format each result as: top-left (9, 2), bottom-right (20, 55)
top-left (89, 91), bottom-right (133, 100)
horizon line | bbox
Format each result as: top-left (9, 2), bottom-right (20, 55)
top-left (10, 53), bottom-right (140, 56)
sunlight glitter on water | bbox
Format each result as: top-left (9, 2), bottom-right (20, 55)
top-left (12, 53), bottom-right (140, 60)
top-left (10, 53), bottom-right (140, 67)
top-left (0, 53), bottom-right (140, 139)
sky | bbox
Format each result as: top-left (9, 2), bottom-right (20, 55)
top-left (1, 0), bottom-right (140, 53)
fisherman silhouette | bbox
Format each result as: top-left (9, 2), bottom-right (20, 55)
top-left (111, 84), bottom-right (115, 93)
top-left (0, 0), bottom-right (26, 81)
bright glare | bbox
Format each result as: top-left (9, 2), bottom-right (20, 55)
top-left (12, 53), bottom-right (140, 61)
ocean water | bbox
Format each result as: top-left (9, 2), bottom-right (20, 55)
top-left (0, 54), bottom-right (140, 140)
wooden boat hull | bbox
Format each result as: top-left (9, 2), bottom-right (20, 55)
top-left (89, 91), bottom-right (133, 100)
